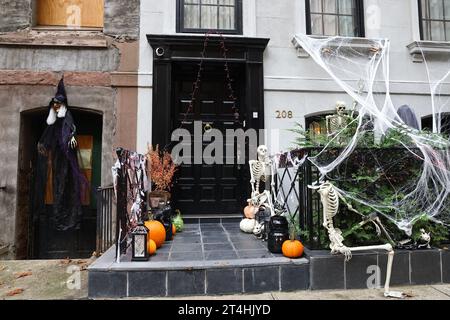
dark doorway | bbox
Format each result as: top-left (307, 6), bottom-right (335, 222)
top-left (171, 62), bottom-right (246, 214)
top-left (148, 35), bottom-right (269, 216)
top-left (18, 108), bottom-right (102, 259)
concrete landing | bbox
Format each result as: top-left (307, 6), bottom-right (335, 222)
top-left (88, 222), bottom-right (309, 298)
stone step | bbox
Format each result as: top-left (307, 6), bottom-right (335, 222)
top-left (88, 247), bottom-right (310, 298)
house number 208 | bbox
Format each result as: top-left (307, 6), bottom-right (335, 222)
top-left (276, 110), bottom-right (293, 119)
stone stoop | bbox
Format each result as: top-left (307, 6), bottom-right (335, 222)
top-left (87, 220), bottom-right (450, 298)
top-left (88, 248), bottom-right (310, 298)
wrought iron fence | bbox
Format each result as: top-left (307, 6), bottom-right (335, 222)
top-left (275, 149), bottom-right (324, 249)
top-left (96, 185), bottom-right (115, 254)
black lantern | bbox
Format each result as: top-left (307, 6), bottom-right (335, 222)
top-left (267, 215), bottom-right (289, 253)
top-left (131, 222), bottom-right (149, 261)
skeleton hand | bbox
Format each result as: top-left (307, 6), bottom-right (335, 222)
top-left (37, 143), bottom-right (47, 156)
top-left (69, 136), bottom-right (77, 149)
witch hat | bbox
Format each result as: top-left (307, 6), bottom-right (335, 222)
top-left (52, 77), bottom-right (68, 106)
top-left (46, 76), bottom-right (69, 125)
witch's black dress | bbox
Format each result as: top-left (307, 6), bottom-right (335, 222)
top-left (32, 110), bottom-right (86, 231)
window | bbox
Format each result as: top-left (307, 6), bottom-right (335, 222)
top-left (177, 0), bottom-right (242, 34)
top-left (36, 0), bottom-right (104, 29)
top-left (305, 0), bottom-right (365, 37)
top-left (419, 0), bottom-right (450, 41)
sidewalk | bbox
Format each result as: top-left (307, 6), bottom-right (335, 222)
top-left (1, 259), bottom-right (449, 300)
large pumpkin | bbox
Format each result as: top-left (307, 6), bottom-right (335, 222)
top-left (147, 239), bottom-right (157, 255)
top-left (282, 240), bottom-right (304, 259)
top-left (144, 220), bottom-right (166, 248)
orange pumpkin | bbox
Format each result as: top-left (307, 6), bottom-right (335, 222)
top-left (282, 240), bottom-right (304, 259)
top-left (144, 220), bottom-right (166, 248)
top-left (172, 224), bottom-right (176, 236)
top-left (244, 204), bottom-right (258, 219)
top-left (147, 239), bottom-right (157, 255)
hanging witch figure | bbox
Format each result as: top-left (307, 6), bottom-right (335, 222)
top-left (32, 78), bottom-right (88, 231)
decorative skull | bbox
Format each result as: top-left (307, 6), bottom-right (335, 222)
top-left (253, 221), bottom-right (263, 237)
top-left (336, 101), bottom-right (347, 116)
top-left (257, 145), bottom-right (268, 162)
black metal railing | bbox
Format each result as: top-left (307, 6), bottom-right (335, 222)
top-left (96, 185), bottom-right (115, 254)
top-left (275, 149), bottom-right (324, 249)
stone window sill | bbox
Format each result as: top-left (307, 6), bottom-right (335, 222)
top-left (0, 30), bottom-right (108, 48)
top-left (407, 40), bottom-right (450, 62)
top-left (291, 35), bottom-right (382, 58)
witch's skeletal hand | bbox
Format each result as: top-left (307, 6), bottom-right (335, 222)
top-left (69, 136), bottom-right (77, 149)
top-left (37, 143), bottom-right (47, 155)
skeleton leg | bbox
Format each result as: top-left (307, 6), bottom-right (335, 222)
top-left (384, 249), bottom-right (394, 295)
top-left (348, 243), bottom-right (403, 298)
top-left (265, 190), bottom-right (275, 216)
top-left (249, 160), bottom-right (258, 199)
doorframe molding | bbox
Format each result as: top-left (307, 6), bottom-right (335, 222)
top-left (146, 34), bottom-right (270, 147)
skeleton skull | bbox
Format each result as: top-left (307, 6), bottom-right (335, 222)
top-left (336, 101), bottom-right (347, 116)
top-left (257, 145), bottom-right (268, 162)
top-left (253, 221), bottom-right (263, 237)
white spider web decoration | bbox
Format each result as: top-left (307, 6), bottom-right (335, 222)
top-left (292, 34), bottom-right (450, 236)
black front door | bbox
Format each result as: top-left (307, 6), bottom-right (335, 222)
top-left (171, 63), bottom-right (247, 215)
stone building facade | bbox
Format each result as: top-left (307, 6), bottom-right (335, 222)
top-left (0, 0), bottom-right (140, 259)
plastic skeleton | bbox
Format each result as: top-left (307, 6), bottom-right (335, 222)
top-left (326, 101), bottom-right (351, 138)
top-left (248, 145), bottom-right (275, 217)
top-left (310, 181), bottom-right (404, 298)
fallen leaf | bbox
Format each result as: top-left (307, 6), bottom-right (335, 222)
top-left (60, 258), bottom-right (72, 265)
top-left (0, 265), bottom-right (5, 272)
top-left (6, 288), bottom-right (24, 296)
top-left (92, 251), bottom-right (100, 257)
top-left (14, 271), bottom-right (32, 279)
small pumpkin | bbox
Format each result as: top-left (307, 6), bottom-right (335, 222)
top-left (243, 203), bottom-right (258, 219)
top-left (282, 239), bottom-right (304, 259)
top-left (147, 239), bottom-right (157, 255)
top-left (172, 224), bottom-right (176, 236)
top-left (240, 218), bottom-right (256, 233)
top-left (144, 220), bottom-right (166, 248)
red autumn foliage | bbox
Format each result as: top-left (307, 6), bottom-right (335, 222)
top-left (146, 144), bottom-right (178, 192)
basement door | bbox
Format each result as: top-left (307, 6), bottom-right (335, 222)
top-left (171, 63), bottom-right (248, 215)
top-left (27, 110), bottom-right (102, 259)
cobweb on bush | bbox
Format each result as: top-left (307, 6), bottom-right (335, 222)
top-left (291, 35), bottom-right (450, 236)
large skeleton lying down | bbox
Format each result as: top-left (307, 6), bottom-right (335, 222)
top-left (310, 181), bottom-right (405, 298)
